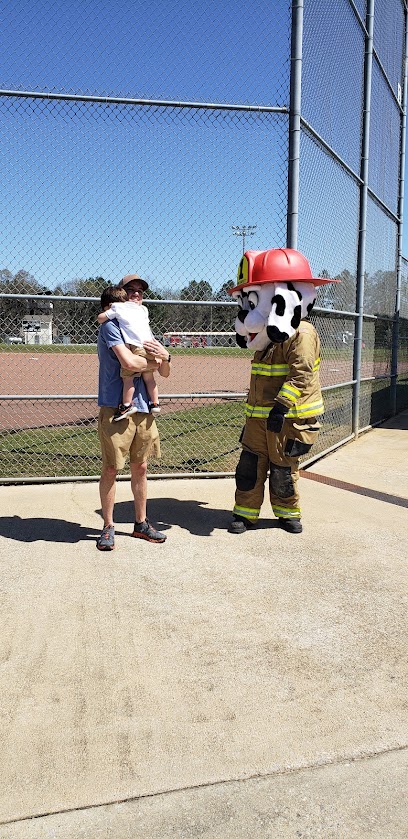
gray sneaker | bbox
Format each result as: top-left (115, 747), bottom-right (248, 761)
top-left (131, 519), bottom-right (167, 543)
top-left (96, 525), bottom-right (115, 550)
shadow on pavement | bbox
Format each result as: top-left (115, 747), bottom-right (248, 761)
top-left (101, 497), bottom-right (280, 537)
top-left (0, 515), bottom-right (100, 543)
top-left (381, 413), bottom-right (408, 430)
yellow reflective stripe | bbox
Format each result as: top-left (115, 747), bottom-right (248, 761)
top-left (251, 363), bottom-right (289, 377)
top-left (286, 399), bottom-right (324, 418)
top-left (244, 404), bottom-right (270, 418)
top-left (245, 401), bottom-right (324, 418)
top-left (252, 359), bottom-right (320, 376)
top-left (278, 383), bottom-right (301, 403)
top-left (233, 505), bottom-right (260, 521)
top-left (272, 505), bottom-right (301, 518)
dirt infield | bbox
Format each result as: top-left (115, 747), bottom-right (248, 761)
top-left (1, 353), bottom-right (251, 396)
top-left (1, 350), bottom-right (390, 397)
top-left (0, 354), bottom-right (253, 432)
top-left (0, 351), bottom-right (395, 433)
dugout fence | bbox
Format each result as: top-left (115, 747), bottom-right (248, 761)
top-left (1, 0), bottom-right (407, 482)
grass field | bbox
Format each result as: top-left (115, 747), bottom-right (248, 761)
top-left (0, 402), bottom-right (245, 479)
top-left (0, 389), bottom-right (358, 481)
top-left (1, 347), bottom-right (401, 481)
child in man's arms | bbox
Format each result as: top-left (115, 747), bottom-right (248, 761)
top-left (97, 283), bottom-right (161, 421)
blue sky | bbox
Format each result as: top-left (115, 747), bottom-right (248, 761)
top-left (0, 0), bottom-right (290, 105)
top-left (0, 0), bottom-right (405, 294)
top-left (0, 0), bottom-right (292, 291)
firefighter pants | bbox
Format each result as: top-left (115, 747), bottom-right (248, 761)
top-left (233, 416), bottom-right (320, 523)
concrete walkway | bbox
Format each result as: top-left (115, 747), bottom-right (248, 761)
top-left (0, 412), bottom-right (407, 838)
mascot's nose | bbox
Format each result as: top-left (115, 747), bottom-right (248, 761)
top-left (237, 309), bottom-right (247, 323)
top-left (267, 324), bottom-right (288, 344)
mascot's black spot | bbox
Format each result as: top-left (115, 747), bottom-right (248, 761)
top-left (237, 309), bottom-right (247, 323)
top-left (272, 294), bottom-right (286, 317)
top-left (287, 282), bottom-right (302, 300)
top-left (236, 334), bottom-right (247, 348)
top-left (307, 301), bottom-right (314, 315)
top-left (267, 324), bottom-right (289, 343)
top-left (291, 305), bottom-right (302, 329)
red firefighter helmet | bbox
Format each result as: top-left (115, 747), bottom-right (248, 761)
top-left (228, 248), bottom-right (339, 294)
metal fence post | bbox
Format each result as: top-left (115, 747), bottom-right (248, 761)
top-left (287, 0), bottom-right (304, 249)
top-left (391, 3), bottom-right (408, 416)
top-left (352, 0), bottom-right (374, 437)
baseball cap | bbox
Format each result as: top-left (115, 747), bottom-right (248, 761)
top-left (120, 273), bottom-right (149, 292)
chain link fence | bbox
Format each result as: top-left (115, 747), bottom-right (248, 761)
top-left (0, 0), bottom-right (407, 482)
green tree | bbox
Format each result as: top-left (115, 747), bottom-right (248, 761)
top-left (180, 279), bottom-right (213, 301)
top-left (53, 277), bottom-right (107, 343)
top-left (177, 280), bottom-right (212, 335)
top-left (0, 269), bottom-right (47, 342)
top-left (212, 279), bottom-right (237, 335)
top-left (365, 270), bottom-right (397, 318)
top-left (214, 279), bottom-right (235, 301)
top-left (316, 268), bottom-right (356, 312)
top-left (143, 287), bottom-right (169, 341)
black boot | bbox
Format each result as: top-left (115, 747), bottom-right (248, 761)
top-left (228, 515), bottom-right (253, 534)
top-left (279, 518), bottom-right (302, 534)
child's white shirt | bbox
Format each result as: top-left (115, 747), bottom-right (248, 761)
top-left (104, 301), bottom-right (153, 346)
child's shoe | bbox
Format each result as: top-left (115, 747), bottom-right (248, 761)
top-left (150, 402), bottom-right (161, 416)
top-left (113, 402), bottom-right (138, 421)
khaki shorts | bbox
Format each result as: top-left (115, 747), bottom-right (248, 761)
top-left (120, 345), bottom-right (158, 379)
top-left (98, 408), bottom-right (161, 469)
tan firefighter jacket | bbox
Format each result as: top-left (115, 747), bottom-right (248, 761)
top-left (244, 319), bottom-right (324, 420)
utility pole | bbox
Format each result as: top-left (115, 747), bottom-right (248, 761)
top-left (232, 224), bottom-right (257, 254)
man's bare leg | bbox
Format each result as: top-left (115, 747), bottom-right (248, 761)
top-left (99, 465), bottom-right (117, 526)
top-left (96, 465), bottom-right (117, 550)
top-left (130, 460), bottom-right (167, 542)
top-left (130, 460), bottom-right (147, 523)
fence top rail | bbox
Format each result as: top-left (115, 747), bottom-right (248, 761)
top-left (313, 306), bottom-right (359, 317)
top-left (0, 293), bottom-right (237, 307)
top-left (0, 294), bottom-right (380, 318)
top-left (0, 392), bottom-right (247, 400)
top-left (0, 88), bottom-right (289, 115)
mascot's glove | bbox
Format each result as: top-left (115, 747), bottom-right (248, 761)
top-left (267, 401), bottom-right (288, 433)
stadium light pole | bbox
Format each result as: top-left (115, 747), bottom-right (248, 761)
top-left (232, 224), bottom-right (257, 254)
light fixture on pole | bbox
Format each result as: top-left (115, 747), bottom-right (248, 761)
top-left (232, 224), bottom-right (257, 254)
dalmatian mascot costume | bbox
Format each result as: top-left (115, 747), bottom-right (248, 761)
top-left (227, 247), bottom-right (338, 535)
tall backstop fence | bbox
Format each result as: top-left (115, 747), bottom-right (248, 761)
top-left (0, 0), bottom-right (407, 482)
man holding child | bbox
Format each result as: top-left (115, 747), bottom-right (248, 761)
top-left (96, 274), bottom-right (171, 551)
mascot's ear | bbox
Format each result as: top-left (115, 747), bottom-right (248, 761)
top-left (292, 282), bottom-right (317, 318)
top-left (236, 334), bottom-right (247, 348)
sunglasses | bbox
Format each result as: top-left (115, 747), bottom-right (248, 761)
top-left (127, 287), bottom-right (144, 294)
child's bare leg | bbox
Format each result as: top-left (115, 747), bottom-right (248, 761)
top-left (142, 372), bottom-right (160, 414)
top-left (122, 376), bottom-right (136, 406)
top-left (113, 374), bottom-right (138, 421)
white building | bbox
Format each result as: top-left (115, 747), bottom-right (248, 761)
top-left (21, 310), bottom-right (53, 345)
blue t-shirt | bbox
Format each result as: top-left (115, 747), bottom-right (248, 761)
top-left (97, 319), bottom-right (150, 410)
